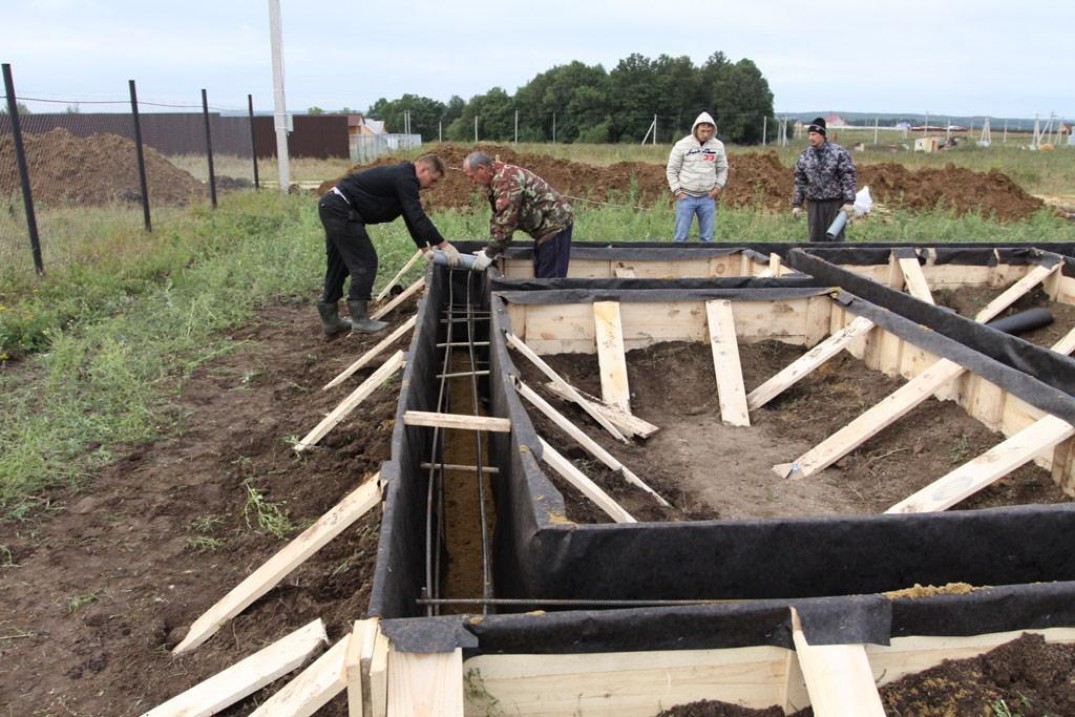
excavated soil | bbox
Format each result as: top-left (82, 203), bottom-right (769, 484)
top-left (0, 127), bottom-right (207, 206)
top-left (1, 130), bottom-right (1048, 220)
top-left (332, 142), bottom-right (1048, 222)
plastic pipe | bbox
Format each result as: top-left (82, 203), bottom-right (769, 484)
top-left (825, 211), bottom-right (848, 240)
top-left (430, 249), bottom-right (477, 269)
top-left (985, 307), bottom-right (1054, 336)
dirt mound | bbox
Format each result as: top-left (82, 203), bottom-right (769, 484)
top-left (333, 143), bottom-right (1046, 223)
top-left (0, 127), bottom-right (207, 206)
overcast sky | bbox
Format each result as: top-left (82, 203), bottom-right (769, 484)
top-left (3, 0), bottom-right (1072, 124)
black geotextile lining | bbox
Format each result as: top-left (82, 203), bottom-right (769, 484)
top-left (790, 248), bottom-right (1075, 397)
top-left (376, 581), bottom-right (1075, 653)
top-left (490, 240), bottom-right (1075, 266)
top-left (367, 247), bottom-right (1075, 652)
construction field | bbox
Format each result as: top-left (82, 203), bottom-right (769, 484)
top-left (4, 137), bottom-right (1075, 716)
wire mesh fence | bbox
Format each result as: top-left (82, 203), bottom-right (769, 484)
top-left (1, 63), bottom-right (263, 275)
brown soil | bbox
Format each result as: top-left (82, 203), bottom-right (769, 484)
top-left (334, 143), bottom-right (1048, 223)
top-left (3, 288), bottom-right (1074, 715)
top-left (0, 298), bottom-right (405, 716)
top-left (2, 130), bottom-right (1046, 221)
top-left (519, 338), bottom-right (1067, 525)
top-left (0, 127), bottom-right (207, 206)
top-left (661, 633), bottom-right (1075, 716)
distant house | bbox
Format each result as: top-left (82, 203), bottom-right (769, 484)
top-left (824, 114), bottom-right (848, 128)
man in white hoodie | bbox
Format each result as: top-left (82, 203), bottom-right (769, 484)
top-left (665, 111), bottom-right (729, 242)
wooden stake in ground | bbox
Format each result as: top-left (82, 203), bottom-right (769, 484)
top-left (593, 301), bottom-right (632, 413)
top-left (323, 316), bottom-right (417, 390)
top-left (505, 332), bottom-right (629, 443)
top-left (516, 379), bottom-right (671, 506)
top-left (706, 299), bottom-right (749, 426)
top-left (790, 608), bottom-right (886, 716)
top-left (144, 619), bottom-right (328, 717)
top-left (371, 276), bottom-right (424, 321)
top-left (172, 476), bottom-right (382, 655)
top-left (374, 249), bottom-right (424, 303)
top-left (537, 436), bottom-right (637, 523)
top-left (295, 350), bottom-right (405, 452)
top-left (886, 414), bottom-right (1075, 513)
top-left (247, 633), bottom-right (350, 716)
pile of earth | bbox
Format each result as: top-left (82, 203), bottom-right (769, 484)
top-left (333, 142), bottom-right (1046, 223)
top-left (0, 127), bottom-right (207, 206)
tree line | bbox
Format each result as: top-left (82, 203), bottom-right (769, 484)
top-left (314, 52), bottom-right (776, 146)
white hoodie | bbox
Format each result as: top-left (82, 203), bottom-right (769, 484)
top-left (666, 111), bottom-right (729, 196)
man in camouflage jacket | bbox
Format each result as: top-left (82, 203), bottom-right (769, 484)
top-left (791, 117), bottom-right (857, 241)
top-left (464, 151), bottom-right (574, 278)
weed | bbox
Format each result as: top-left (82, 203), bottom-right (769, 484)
top-left (0, 544), bottom-right (12, 566)
top-left (67, 592), bottom-right (100, 614)
top-left (189, 515), bottom-right (224, 534)
top-left (242, 483), bottom-right (294, 539)
top-left (184, 536), bottom-right (223, 553)
top-left (951, 433), bottom-right (971, 464)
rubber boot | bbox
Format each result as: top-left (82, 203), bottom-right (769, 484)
top-left (317, 301), bottom-right (352, 336)
top-left (347, 299), bottom-right (389, 334)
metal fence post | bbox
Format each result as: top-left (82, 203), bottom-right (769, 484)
top-left (248, 94), bottom-right (260, 190)
top-left (2, 63), bottom-right (44, 275)
top-left (129, 79), bottom-right (152, 232)
top-left (201, 89), bottom-right (217, 208)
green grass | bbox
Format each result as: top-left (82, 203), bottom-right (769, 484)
top-left (0, 144), bottom-right (1073, 517)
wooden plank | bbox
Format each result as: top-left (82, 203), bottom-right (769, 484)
top-left (706, 299), bottom-right (750, 426)
top-left (516, 380), bottom-right (670, 506)
top-left (791, 609), bottom-right (885, 717)
top-left (144, 620), bottom-right (328, 717)
top-left (613, 265), bottom-right (636, 278)
top-left (173, 477), bottom-right (381, 655)
top-left (506, 332), bottom-right (628, 443)
top-left (403, 410), bottom-right (511, 433)
top-left (538, 436), bottom-right (636, 523)
top-left (387, 649), bottom-right (464, 717)
top-left (974, 263), bottom-right (1059, 323)
top-left (543, 381), bottom-right (660, 439)
top-left (1051, 326), bottom-right (1075, 356)
top-left (323, 316), bottom-right (417, 390)
top-left (374, 249), bottom-right (424, 302)
top-left (347, 619), bottom-right (388, 717)
top-left (248, 633), bottom-right (349, 716)
top-left (886, 414), bottom-right (1075, 513)
top-left (371, 276), bottom-right (424, 321)
top-left (897, 256), bottom-right (935, 304)
top-left (593, 301), bottom-right (632, 413)
top-left (776, 357), bottom-right (967, 479)
top-left (295, 351), bottom-right (405, 452)
top-left (748, 315), bottom-right (875, 411)
top-left (463, 645), bottom-right (794, 716)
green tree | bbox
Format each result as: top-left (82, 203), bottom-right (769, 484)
top-left (307, 106), bottom-right (324, 115)
top-left (709, 59), bottom-right (774, 145)
top-left (514, 61), bottom-right (609, 143)
top-left (446, 88), bottom-right (515, 142)
top-left (607, 53), bottom-right (664, 143)
top-left (366, 94), bottom-right (447, 141)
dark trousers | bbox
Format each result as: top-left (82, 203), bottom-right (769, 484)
top-left (533, 224), bottom-right (573, 278)
top-left (318, 193), bottom-right (378, 302)
top-left (807, 199), bottom-right (844, 242)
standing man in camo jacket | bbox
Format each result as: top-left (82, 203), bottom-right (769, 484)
top-left (463, 151), bottom-right (574, 278)
top-left (791, 117), bottom-right (857, 242)
top-left (666, 111), bottom-right (729, 242)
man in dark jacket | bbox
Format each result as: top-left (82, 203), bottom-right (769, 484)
top-left (316, 153), bottom-right (460, 334)
top-left (791, 117), bottom-right (857, 242)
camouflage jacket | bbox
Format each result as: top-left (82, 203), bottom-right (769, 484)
top-left (791, 141), bottom-right (857, 207)
top-left (484, 161), bottom-right (574, 255)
